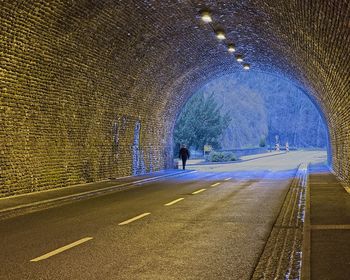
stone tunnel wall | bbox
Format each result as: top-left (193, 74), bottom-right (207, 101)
top-left (0, 0), bottom-right (349, 197)
top-left (0, 0), bottom-right (175, 196)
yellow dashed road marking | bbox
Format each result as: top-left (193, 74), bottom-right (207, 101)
top-left (119, 212), bottom-right (151, 225)
top-left (192, 189), bottom-right (206, 195)
top-left (30, 237), bottom-right (93, 262)
top-left (164, 198), bottom-right (184, 206)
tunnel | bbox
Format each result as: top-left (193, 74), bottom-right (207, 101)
top-left (0, 0), bottom-right (349, 197)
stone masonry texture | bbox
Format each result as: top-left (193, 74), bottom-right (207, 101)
top-left (0, 0), bottom-right (349, 196)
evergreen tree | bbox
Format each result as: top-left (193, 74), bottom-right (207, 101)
top-left (174, 93), bottom-right (231, 152)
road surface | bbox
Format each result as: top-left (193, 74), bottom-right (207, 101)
top-left (0, 151), bottom-right (326, 279)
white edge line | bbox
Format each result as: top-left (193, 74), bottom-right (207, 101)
top-left (192, 189), bottom-right (206, 195)
top-left (0, 181), bottom-right (111, 201)
top-left (0, 171), bottom-right (198, 214)
top-left (301, 163), bottom-right (311, 280)
top-left (164, 198), bottom-right (184, 206)
top-left (30, 237), bottom-right (93, 262)
top-left (118, 212), bottom-right (151, 225)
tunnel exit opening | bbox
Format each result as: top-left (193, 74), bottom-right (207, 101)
top-left (172, 72), bottom-right (331, 173)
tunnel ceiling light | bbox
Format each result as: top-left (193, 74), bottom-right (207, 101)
top-left (216, 30), bottom-right (226, 40)
top-left (228, 44), bottom-right (236, 53)
top-left (235, 54), bottom-right (243, 62)
top-left (201, 11), bottom-right (212, 23)
top-left (243, 63), bottom-right (250, 70)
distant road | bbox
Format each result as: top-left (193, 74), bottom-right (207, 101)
top-left (188, 150), bottom-right (327, 172)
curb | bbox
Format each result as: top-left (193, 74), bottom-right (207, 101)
top-left (330, 169), bottom-right (350, 196)
top-left (0, 170), bottom-right (197, 220)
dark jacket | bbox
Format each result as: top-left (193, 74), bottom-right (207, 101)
top-left (179, 147), bottom-right (190, 159)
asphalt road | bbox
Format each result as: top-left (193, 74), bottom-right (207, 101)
top-left (0, 151), bottom-right (326, 280)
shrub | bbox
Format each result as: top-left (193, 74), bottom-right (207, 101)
top-left (206, 151), bottom-right (237, 162)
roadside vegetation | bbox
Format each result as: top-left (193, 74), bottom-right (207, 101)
top-left (173, 93), bottom-right (231, 153)
top-left (205, 151), bottom-right (237, 162)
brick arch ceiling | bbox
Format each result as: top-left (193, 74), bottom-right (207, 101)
top-left (0, 0), bottom-right (349, 196)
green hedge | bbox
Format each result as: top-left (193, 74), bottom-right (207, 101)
top-left (206, 151), bottom-right (237, 162)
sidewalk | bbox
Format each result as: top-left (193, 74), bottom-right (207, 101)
top-left (306, 164), bottom-right (350, 280)
top-left (0, 170), bottom-right (192, 220)
top-left (183, 151), bottom-right (285, 166)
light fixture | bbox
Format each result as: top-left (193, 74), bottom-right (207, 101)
top-left (216, 30), bottom-right (226, 40)
top-left (201, 11), bottom-right (212, 23)
top-left (235, 54), bottom-right (243, 62)
top-left (227, 44), bottom-right (236, 53)
top-left (243, 63), bottom-right (250, 70)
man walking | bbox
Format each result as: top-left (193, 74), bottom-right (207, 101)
top-left (179, 145), bottom-right (190, 170)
